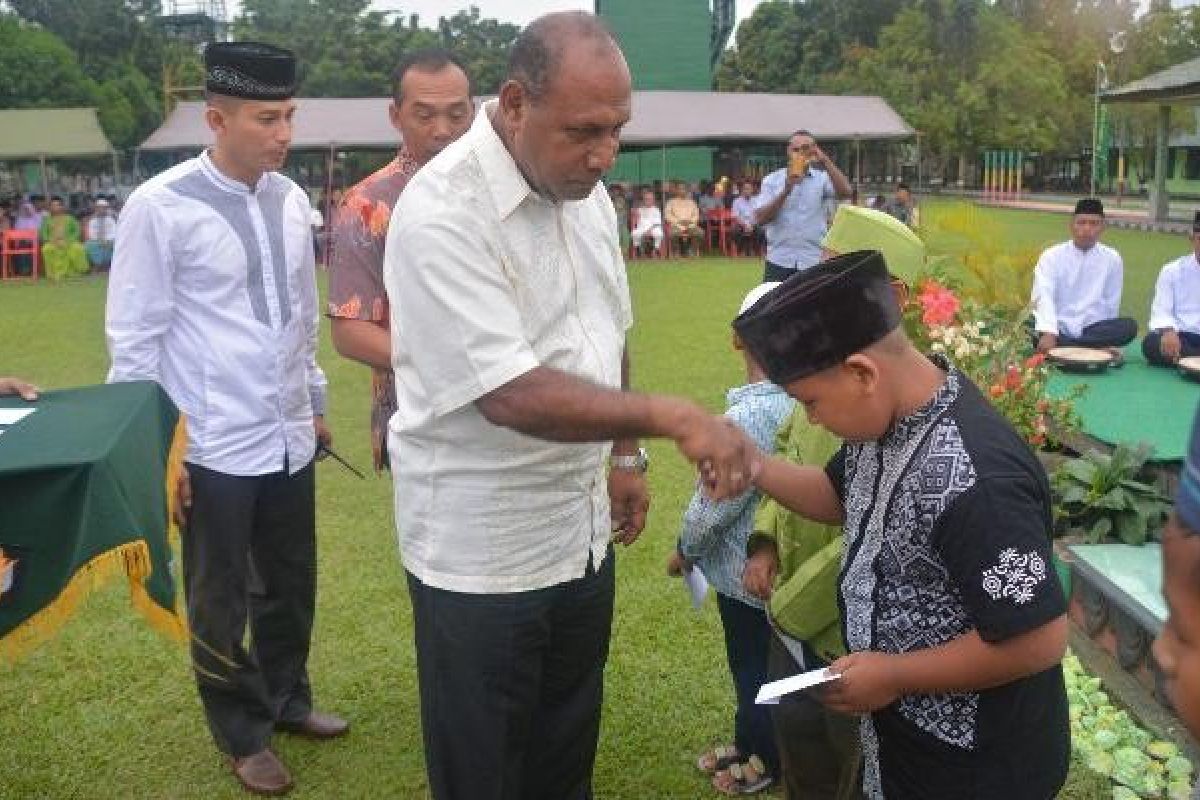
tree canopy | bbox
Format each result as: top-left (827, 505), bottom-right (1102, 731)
top-left (718, 0), bottom-right (1199, 182)
top-left (3, 0), bottom-right (1198, 173)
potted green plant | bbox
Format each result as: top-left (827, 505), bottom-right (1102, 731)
top-left (1051, 443), bottom-right (1171, 547)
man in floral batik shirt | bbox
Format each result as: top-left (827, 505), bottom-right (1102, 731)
top-left (328, 50), bottom-right (472, 469)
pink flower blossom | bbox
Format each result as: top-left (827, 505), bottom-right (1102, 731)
top-left (918, 282), bottom-right (960, 327)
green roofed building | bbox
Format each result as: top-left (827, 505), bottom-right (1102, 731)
top-left (596, 0), bottom-right (735, 183)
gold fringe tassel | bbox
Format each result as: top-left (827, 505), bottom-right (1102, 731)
top-left (0, 540), bottom-right (186, 662)
top-left (0, 417), bottom-right (192, 662)
top-left (165, 415), bottom-right (188, 545)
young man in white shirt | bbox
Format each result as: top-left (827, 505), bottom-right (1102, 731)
top-left (1030, 197), bottom-right (1137, 354)
top-left (384, 12), bottom-right (755, 800)
top-left (1144, 212), bottom-right (1200, 366)
top-left (106, 42), bottom-right (345, 796)
top-left (83, 197), bottom-right (117, 269)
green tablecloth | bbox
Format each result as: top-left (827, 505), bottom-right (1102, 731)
top-left (1047, 341), bottom-right (1200, 463)
top-left (0, 381), bottom-right (186, 659)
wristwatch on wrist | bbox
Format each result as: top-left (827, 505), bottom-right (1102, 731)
top-left (609, 447), bottom-right (650, 473)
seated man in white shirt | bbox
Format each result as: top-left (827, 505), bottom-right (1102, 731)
top-left (1144, 211), bottom-right (1200, 366)
top-left (731, 180), bottom-right (760, 255)
top-left (1031, 197), bottom-right (1137, 354)
top-left (84, 197), bottom-right (117, 269)
top-left (631, 187), bottom-right (664, 255)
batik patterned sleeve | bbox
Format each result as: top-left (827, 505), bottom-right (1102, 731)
top-left (327, 190), bottom-right (389, 322)
top-left (933, 476), bottom-right (1067, 643)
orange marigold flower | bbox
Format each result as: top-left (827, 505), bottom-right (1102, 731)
top-left (989, 384), bottom-right (1005, 398)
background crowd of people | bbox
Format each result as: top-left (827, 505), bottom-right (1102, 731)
top-left (606, 176), bottom-right (916, 259)
top-left (0, 192), bottom-right (121, 278)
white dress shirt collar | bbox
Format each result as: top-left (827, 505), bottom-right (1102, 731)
top-left (475, 101), bottom-right (537, 219)
top-left (198, 149), bottom-right (271, 195)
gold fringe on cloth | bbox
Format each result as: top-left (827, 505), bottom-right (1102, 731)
top-left (0, 541), bottom-right (186, 662)
top-left (166, 415), bottom-right (188, 545)
top-left (0, 416), bottom-right (191, 662)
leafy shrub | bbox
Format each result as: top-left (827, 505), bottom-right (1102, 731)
top-left (1051, 443), bottom-right (1171, 545)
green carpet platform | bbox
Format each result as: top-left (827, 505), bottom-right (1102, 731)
top-left (1047, 340), bottom-right (1200, 463)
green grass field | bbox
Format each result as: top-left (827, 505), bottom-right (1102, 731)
top-left (0, 202), bottom-right (1185, 798)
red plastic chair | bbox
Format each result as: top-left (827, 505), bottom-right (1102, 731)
top-left (704, 209), bottom-right (734, 257)
top-left (1, 229), bottom-right (40, 280)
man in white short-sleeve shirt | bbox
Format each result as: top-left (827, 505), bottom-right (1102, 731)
top-left (383, 12), bottom-right (755, 800)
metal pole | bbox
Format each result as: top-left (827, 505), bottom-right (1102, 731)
top-left (1152, 104), bottom-right (1171, 224)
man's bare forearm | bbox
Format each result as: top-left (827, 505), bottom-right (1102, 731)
top-left (824, 160), bottom-right (853, 199)
top-left (755, 188), bottom-right (789, 226)
top-left (331, 317), bottom-right (391, 371)
top-left (476, 365), bottom-right (701, 444)
top-left (614, 347), bottom-right (638, 455)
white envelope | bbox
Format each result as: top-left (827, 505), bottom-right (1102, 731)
top-left (755, 667), bottom-right (842, 704)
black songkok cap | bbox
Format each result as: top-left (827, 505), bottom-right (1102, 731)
top-left (1074, 197), bottom-right (1105, 217)
top-left (733, 250), bottom-right (901, 385)
top-left (1193, 210), bottom-right (1200, 233)
top-left (205, 41), bottom-right (297, 101)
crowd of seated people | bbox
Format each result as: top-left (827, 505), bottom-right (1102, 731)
top-left (0, 193), bottom-right (121, 278)
top-left (607, 177), bottom-right (917, 260)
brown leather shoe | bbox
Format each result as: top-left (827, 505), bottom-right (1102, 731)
top-left (228, 748), bottom-right (293, 796)
top-left (275, 710), bottom-right (349, 739)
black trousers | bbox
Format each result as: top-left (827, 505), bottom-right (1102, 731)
top-left (407, 549), bottom-right (615, 800)
top-left (182, 460), bottom-right (317, 757)
top-left (767, 635), bottom-right (862, 800)
top-left (1056, 317), bottom-right (1138, 349)
top-left (763, 260), bottom-right (799, 283)
top-left (1143, 330), bottom-right (1200, 366)
top-left (716, 593), bottom-right (778, 776)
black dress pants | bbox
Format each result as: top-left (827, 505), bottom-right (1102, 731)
top-left (1142, 330), bottom-right (1200, 366)
top-left (407, 549), bottom-right (615, 800)
top-left (1056, 317), bottom-right (1138, 349)
top-left (182, 460), bottom-right (317, 757)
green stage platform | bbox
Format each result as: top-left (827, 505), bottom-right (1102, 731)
top-left (1047, 341), bottom-right (1200, 463)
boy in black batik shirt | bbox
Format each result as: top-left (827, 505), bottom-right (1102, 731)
top-left (736, 250), bottom-right (1070, 800)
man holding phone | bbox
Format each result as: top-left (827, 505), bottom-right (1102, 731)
top-left (752, 130), bottom-right (852, 281)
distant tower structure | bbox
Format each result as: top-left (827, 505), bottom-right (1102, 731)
top-left (596, 0), bottom-right (733, 183)
top-left (160, 0), bottom-right (229, 46)
top-left (158, 1), bottom-right (228, 114)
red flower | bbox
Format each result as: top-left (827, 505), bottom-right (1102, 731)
top-left (1025, 353), bottom-right (1046, 369)
top-left (918, 282), bottom-right (960, 327)
top-left (1004, 364), bottom-right (1022, 391)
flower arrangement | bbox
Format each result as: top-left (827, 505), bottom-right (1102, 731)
top-left (906, 279), bottom-right (1083, 449)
